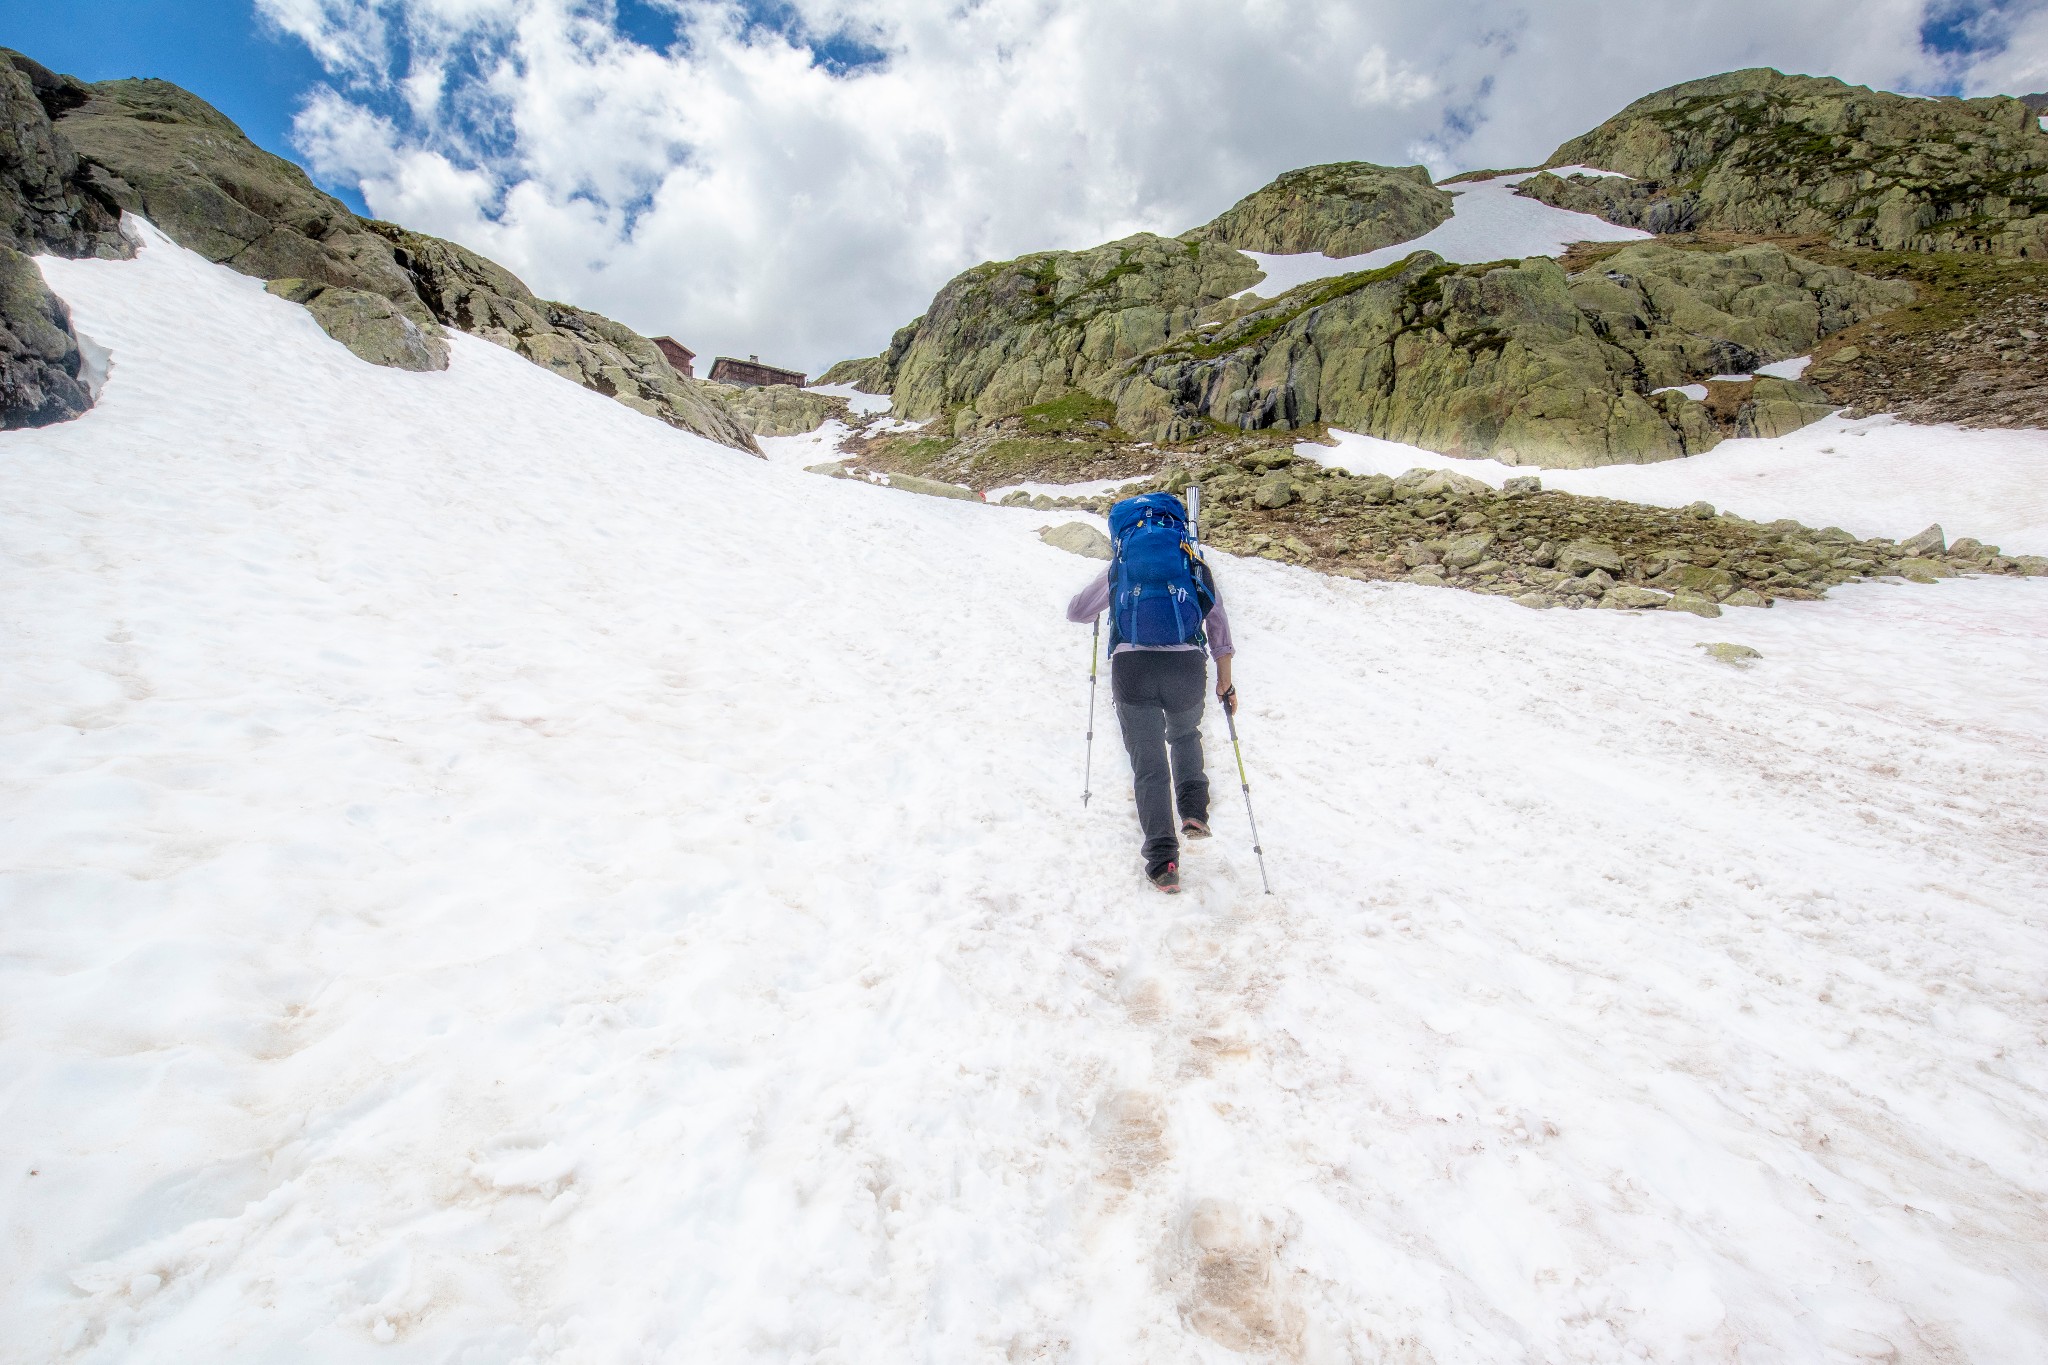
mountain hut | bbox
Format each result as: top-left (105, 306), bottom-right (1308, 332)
top-left (708, 354), bottom-right (807, 388)
top-left (652, 337), bottom-right (697, 377)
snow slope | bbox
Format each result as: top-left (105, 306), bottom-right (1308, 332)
top-left (1304, 418), bottom-right (2048, 553)
top-left (803, 382), bottom-right (892, 416)
top-left (1235, 170), bottom-right (1652, 300)
top-left (4, 225), bottom-right (2048, 1363)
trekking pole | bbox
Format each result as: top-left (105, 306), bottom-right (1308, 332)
top-left (1223, 700), bottom-right (1273, 894)
top-left (1082, 614), bottom-right (1101, 806)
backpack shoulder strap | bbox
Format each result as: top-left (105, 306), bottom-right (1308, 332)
top-left (1185, 543), bottom-right (1218, 615)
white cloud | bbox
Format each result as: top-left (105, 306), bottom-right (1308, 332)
top-left (1957, 4), bottom-right (2048, 95)
top-left (258, 0), bottom-right (1997, 377)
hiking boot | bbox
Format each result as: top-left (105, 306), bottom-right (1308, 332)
top-left (1147, 862), bottom-right (1181, 893)
top-left (1180, 816), bottom-right (1211, 839)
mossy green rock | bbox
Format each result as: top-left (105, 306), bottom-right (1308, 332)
top-left (719, 382), bottom-right (844, 436)
top-left (1110, 242), bottom-right (1902, 465)
top-left (865, 234), bottom-right (1262, 421)
top-left (301, 284), bottom-right (450, 372)
top-left (1601, 585), bottom-right (1672, 609)
top-left (1253, 471), bottom-right (1295, 508)
top-left (1668, 592), bottom-right (1723, 617)
top-left (815, 355), bottom-right (891, 391)
top-left (1555, 539), bottom-right (1625, 575)
top-left (1527, 68), bottom-right (2048, 257)
top-left (885, 473), bottom-right (978, 501)
top-left (1894, 556), bottom-right (1950, 582)
top-left (1039, 522), bottom-right (1112, 559)
top-left (835, 164), bottom-right (1457, 415)
top-left (1183, 162), bottom-right (1454, 260)
top-left (1566, 242), bottom-right (1913, 386)
top-left (1736, 377), bottom-right (1838, 438)
top-left (1654, 563), bottom-right (1737, 594)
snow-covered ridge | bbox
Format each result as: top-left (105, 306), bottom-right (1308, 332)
top-left (5, 226), bottom-right (2048, 1363)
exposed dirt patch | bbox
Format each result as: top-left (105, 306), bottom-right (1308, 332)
top-left (1181, 1200), bottom-right (1302, 1356)
top-left (1093, 1089), bottom-right (1168, 1189)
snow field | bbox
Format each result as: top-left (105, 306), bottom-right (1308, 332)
top-left (756, 418), bottom-right (853, 467)
top-left (802, 383), bottom-right (892, 416)
top-left (3, 226), bottom-right (2047, 1362)
top-left (1305, 417), bottom-right (2048, 554)
top-left (1233, 170), bottom-right (1651, 300)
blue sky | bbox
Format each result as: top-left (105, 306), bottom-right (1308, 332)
top-left (10, 0), bottom-right (2043, 372)
top-left (4, 0), bottom-right (371, 214)
top-left (9, 1), bottom-right (2032, 228)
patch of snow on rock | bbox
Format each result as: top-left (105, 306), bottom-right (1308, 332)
top-left (1303, 415), bottom-right (2048, 551)
top-left (805, 381), bottom-right (892, 415)
top-left (1757, 356), bottom-right (1814, 380)
top-left (757, 418), bottom-right (853, 467)
top-left (1232, 170), bottom-right (1651, 300)
top-left (1543, 163), bottom-right (1634, 179)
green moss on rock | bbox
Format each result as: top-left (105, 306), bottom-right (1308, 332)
top-left (1108, 242), bottom-right (1906, 466)
top-left (1183, 161), bottom-right (1454, 259)
top-left (1527, 68), bottom-right (2048, 258)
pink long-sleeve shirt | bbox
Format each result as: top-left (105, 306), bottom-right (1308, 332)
top-left (1066, 567), bottom-right (1235, 658)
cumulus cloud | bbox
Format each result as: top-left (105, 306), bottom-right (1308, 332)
top-left (257, 0), bottom-right (2017, 375)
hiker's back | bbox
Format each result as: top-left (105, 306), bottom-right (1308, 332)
top-left (1108, 494), bottom-right (1206, 648)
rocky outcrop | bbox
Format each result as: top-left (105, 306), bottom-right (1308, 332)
top-left (827, 162), bottom-right (1457, 407)
top-left (1522, 68), bottom-right (2048, 258)
top-left (1038, 521), bottom-right (1112, 558)
top-left (1801, 263), bottom-right (2048, 429)
top-left (59, 78), bottom-right (435, 328)
top-left (1106, 242), bottom-right (1906, 466)
top-left (718, 382), bottom-right (846, 436)
top-left (20, 59), bottom-right (754, 450)
top-left (0, 52), bottom-right (126, 259)
top-left (0, 244), bottom-right (91, 427)
top-left (815, 354), bottom-right (892, 392)
top-left (825, 104), bottom-right (1921, 470)
top-left (1182, 162), bottom-right (1454, 259)
top-left (266, 277), bottom-right (449, 371)
top-left (1182, 449), bottom-right (2048, 603)
top-left (1567, 241), bottom-right (1913, 383)
top-left (0, 51), bottom-right (128, 428)
top-left (361, 223), bottom-right (755, 445)
top-left (853, 234), bottom-right (1262, 422)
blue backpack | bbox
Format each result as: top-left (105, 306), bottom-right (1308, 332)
top-left (1107, 493), bottom-right (1214, 649)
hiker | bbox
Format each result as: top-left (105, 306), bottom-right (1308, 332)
top-left (1067, 492), bottom-right (1235, 894)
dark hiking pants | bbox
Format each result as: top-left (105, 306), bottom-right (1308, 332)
top-left (1112, 650), bottom-right (1210, 876)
